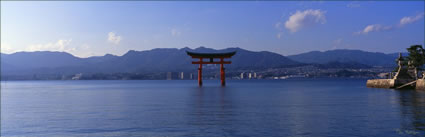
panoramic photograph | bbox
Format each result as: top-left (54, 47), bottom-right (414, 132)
top-left (1, 1), bottom-right (425, 137)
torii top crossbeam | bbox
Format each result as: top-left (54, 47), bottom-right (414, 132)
top-left (186, 51), bottom-right (236, 58)
top-left (186, 51), bottom-right (236, 86)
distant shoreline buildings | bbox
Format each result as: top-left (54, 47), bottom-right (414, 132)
top-left (240, 72), bottom-right (258, 79)
top-left (2, 67), bottom-right (392, 81)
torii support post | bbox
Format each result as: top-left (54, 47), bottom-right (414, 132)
top-left (220, 58), bottom-right (225, 86)
top-left (198, 63), bottom-right (203, 86)
top-left (186, 51), bottom-right (236, 86)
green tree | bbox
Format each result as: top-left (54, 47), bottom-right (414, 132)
top-left (406, 45), bottom-right (425, 70)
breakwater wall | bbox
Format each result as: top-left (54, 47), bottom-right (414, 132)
top-left (366, 79), bottom-right (395, 88)
top-left (367, 79), bottom-right (425, 91)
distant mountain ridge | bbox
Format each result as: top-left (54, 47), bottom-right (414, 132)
top-left (1, 47), bottom-right (300, 76)
top-left (1, 47), bottom-right (404, 77)
top-left (287, 49), bottom-right (403, 67)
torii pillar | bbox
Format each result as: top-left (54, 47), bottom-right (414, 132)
top-left (198, 63), bottom-right (203, 86)
top-left (186, 51), bottom-right (236, 86)
top-left (220, 58), bottom-right (225, 86)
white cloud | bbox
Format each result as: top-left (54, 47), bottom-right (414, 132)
top-left (356, 24), bottom-right (393, 34)
top-left (1, 43), bottom-right (16, 54)
top-left (108, 32), bottom-right (122, 45)
top-left (356, 12), bottom-right (424, 35)
top-left (26, 39), bottom-right (75, 52)
top-left (171, 28), bottom-right (181, 37)
top-left (284, 9), bottom-right (326, 32)
top-left (275, 22), bottom-right (284, 39)
top-left (399, 12), bottom-right (425, 26)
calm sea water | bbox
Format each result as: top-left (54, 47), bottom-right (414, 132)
top-left (1, 79), bottom-right (425, 137)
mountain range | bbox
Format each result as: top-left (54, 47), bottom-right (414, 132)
top-left (1, 47), bottom-right (403, 76)
top-left (287, 49), bottom-right (403, 67)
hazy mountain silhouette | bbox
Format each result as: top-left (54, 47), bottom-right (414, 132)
top-left (1, 47), bottom-right (404, 77)
top-left (1, 47), bottom-right (300, 75)
top-left (288, 49), bottom-right (400, 67)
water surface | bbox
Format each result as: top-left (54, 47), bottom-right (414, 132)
top-left (1, 79), bottom-right (425, 137)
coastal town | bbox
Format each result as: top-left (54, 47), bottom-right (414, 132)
top-left (20, 65), bottom-right (391, 80)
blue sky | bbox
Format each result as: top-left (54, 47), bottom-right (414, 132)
top-left (1, 1), bottom-right (424, 57)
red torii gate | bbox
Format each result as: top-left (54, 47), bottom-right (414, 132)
top-left (186, 51), bottom-right (236, 86)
